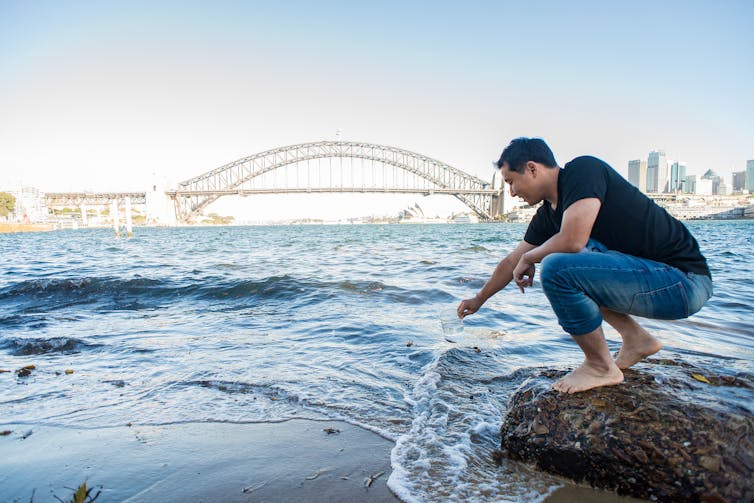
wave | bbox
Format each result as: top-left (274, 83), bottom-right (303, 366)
top-left (0, 275), bottom-right (453, 309)
top-left (0, 336), bottom-right (102, 356)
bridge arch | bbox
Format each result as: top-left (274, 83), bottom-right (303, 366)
top-left (168, 141), bottom-right (503, 222)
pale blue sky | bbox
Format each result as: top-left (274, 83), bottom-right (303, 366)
top-left (1, 0), bottom-right (752, 197)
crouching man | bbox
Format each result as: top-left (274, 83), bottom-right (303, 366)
top-left (458, 138), bottom-right (712, 393)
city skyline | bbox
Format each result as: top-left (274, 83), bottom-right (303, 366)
top-left (1, 1), bottom-right (753, 206)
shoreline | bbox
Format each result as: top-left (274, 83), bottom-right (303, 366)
top-left (0, 418), bottom-right (646, 502)
top-left (0, 419), bottom-right (399, 502)
top-left (0, 223), bottom-right (55, 233)
top-left (1, 218), bottom-right (752, 236)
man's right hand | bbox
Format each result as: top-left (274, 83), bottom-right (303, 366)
top-left (457, 296), bottom-right (483, 319)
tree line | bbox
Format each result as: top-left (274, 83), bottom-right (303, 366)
top-left (0, 192), bottom-right (15, 217)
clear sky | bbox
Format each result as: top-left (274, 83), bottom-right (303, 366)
top-left (1, 0), bottom-right (752, 216)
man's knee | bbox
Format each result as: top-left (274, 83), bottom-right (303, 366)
top-left (540, 253), bottom-right (576, 291)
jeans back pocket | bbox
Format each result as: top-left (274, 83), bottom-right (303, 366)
top-left (629, 281), bottom-right (690, 320)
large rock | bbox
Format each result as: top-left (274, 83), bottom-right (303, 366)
top-left (500, 363), bottom-right (754, 502)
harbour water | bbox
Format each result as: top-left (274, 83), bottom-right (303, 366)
top-left (1, 221), bottom-right (753, 501)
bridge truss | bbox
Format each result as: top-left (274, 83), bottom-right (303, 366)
top-left (168, 141), bottom-right (503, 223)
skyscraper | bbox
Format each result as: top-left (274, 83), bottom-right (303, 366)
top-left (685, 175), bottom-right (697, 194)
top-left (647, 150), bottom-right (667, 193)
top-left (702, 169), bottom-right (721, 195)
top-left (669, 161), bottom-right (687, 193)
top-left (747, 160), bottom-right (754, 194)
top-left (732, 171), bottom-right (746, 192)
top-left (628, 159), bottom-right (647, 192)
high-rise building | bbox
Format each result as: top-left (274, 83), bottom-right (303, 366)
top-left (732, 171), bottom-right (746, 192)
top-left (702, 169), bottom-right (722, 195)
top-left (627, 159), bottom-right (647, 192)
top-left (669, 161), bottom-right (687, 193)
top-left (685, 175), bottom-right (697, 194)
top-left (747, 160), bottom-right (754, 194)
top-left (647, 150), bottom-right (667, 193)
top-left (696, 178), bottom-right (713, 195)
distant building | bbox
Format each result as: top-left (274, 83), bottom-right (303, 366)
top-left (4, 186), bottom-right (47, 222)
top-left (627, 159), bottom-right (647, 192)
top-left (684, 175), bottom-right (697, 194)
top-left (718, 179), bottom-right (730, 196)
top-left (669, 161), bottom-right (687, 193)
top-left (695, 178), bottom-right (713, 195)
top-left (747, 160), bottom-right (754, 194)
top-left (701, 169), bottom-right (722, 195)
top-left (647, 150), bottom-right (667, 193)
top-left (732, 171), bottom-right (746, 192)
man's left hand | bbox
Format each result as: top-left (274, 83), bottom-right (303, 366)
top-left (513, 256), bottom-right (535, 293)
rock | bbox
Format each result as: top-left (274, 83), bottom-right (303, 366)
top-left (500, 366), bottom-right (754, 502)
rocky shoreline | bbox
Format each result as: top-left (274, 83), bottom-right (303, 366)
top-left (500, 361), bottom-right (754, 502)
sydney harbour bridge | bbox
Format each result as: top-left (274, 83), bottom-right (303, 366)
top-left (45, 141), bottom-right (505, 223)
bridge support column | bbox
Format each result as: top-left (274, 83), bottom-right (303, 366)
top-left (111, 201), bottom-right (119, 237)
top-left (489, 192), bottom-right (504, 220)
top-left (125, 197), bottom-right (133, 237)
top-left (80, 203), bottom-right (88, 227)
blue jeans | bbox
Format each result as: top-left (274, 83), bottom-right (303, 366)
top-left (539, 240), bottom-right (713, 335)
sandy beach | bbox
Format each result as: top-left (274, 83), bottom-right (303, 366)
top-left (0, 417), bottom-right (648, 502)
top-left (0, 419), bottom-right (398, 502)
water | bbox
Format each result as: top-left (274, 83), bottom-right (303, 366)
top-left (2, 221), bottom-right (753, 502)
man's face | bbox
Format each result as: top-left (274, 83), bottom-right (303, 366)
top-left (500, 162), bottom-right (543, 206)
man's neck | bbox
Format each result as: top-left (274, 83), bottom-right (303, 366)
top-left (545, 167), bottom-right (560, 209)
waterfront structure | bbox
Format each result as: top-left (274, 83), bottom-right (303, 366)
top-left (747, 160), bottom-right (754, 194)
top-left (628, 159), bottom-right (647, 192)
top-left (4, 186), bottom-right (47, 222)
top-left (145, 178), bottom-right (175, 225)
top-left (647, 150), bottom-right (668, 193)
top-left (669, 161), bottom-right (687, 193)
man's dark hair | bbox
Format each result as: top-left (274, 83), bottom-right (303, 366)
top-left (495, 137), bottom-right (557, 172)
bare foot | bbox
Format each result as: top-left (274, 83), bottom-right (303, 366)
top-left (552, 361), bottom-right (624, 394)
top-left (615, 335), bottom-right (662, 369)
top-left (600, 309), bottom-right (663, 369)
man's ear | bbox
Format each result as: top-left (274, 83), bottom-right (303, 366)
top-left (527, 161), bottom-right (537, 176)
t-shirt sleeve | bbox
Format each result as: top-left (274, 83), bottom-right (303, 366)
top-left (560, 157), bottom-right (608, 211)
top-left (523, 205), bottom-right (554, 245)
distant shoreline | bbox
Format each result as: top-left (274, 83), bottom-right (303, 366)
top-left (0, 223), bottom-right (54, 234)
top-left (1, 217), bottom-right (752, 234)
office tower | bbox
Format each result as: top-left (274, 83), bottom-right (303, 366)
top-left (685, 175), bottom-right (697, 194)
top-left (702, 169), bottom-right (721, 195)
top-left (647, 150), bottom-right (667, 193)
top-left (670, 161), bottom-right (687, 193)
top-left (747, 160), bottom-right (754, 194)
top-left (628, 159), bottom-right (647, 192)
top-left (732, 171), bottom-right (746, 192)
top-left (696, 178), bottom-right (713, 195)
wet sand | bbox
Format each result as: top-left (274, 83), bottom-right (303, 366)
top-left (0, 419), bottom-right (398, 502)
top-left (0, 419), bottom-right (644, 502)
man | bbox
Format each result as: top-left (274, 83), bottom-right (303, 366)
top-left (457, 138), bottom-right (712, 394)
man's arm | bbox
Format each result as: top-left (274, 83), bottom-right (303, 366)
top-left (457, 240), bottom-right (536, 318)
top-left (513, 198), bottom-right (601, 291)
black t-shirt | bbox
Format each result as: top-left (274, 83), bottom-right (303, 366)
top-left (524, 156), bottom-right (711, 277)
